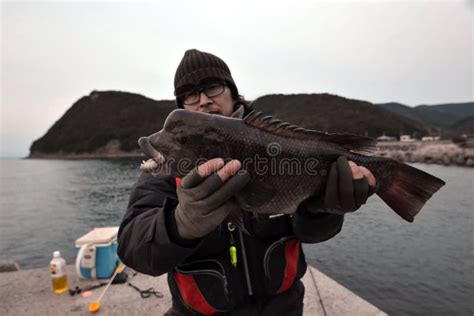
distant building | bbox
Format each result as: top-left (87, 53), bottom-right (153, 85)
top-left (421, 136), bottom-right (434, 141)
top-left (377, 135), bottom-right (397, 141)
top-left (400, 135), bottom-right (415, 142)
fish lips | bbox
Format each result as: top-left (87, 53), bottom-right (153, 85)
top-left (138, 136), bottom-right (166, 167)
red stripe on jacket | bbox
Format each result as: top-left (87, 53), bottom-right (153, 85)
top-left (174, 272), bottom-right (217, 315)
top-left (277, 239), bottom-right (301, 294)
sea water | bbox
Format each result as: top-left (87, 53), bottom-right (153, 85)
top-left (0, 158), bottom-right (472, 314)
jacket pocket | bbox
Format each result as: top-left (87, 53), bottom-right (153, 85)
top-left (263, 236), bottom-right (304, 295)
top-left (172, 259), bottom-right (234, 315)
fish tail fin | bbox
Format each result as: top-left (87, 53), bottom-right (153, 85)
top-left (376, 162), bottom-right (445, 222)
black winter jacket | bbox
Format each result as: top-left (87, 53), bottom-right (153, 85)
top-left (117, 172), bottom-right (344, 315)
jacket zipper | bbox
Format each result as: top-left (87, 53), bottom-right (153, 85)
top-left (178, 258), bottom-right (226, 274)
top-left (238, 227), bottom-right (253, 296)
top-left (263, 236), bottom-right (295, 278)
top-left (228, 221), bottom-right (253, 296)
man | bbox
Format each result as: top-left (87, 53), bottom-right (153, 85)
top-left (118, 49), bottom-right (376, 315)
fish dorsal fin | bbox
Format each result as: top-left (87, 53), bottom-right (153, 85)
top-left (243, 111), bottom-right (377, 154)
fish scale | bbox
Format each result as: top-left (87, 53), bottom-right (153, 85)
top-left (225, 127), bottom-right (337, 214)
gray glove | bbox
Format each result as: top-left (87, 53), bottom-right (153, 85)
top-left (301, 156), bottom-right (376, 215)
top-left (174, 165), bottom-right (250, 239)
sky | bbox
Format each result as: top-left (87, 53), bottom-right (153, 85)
top-left (1, 0), bottom-right (473, 157)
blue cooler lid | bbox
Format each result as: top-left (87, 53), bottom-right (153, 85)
top-left (75, 227), bottom-right (119, 246)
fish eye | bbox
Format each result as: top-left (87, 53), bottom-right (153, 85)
top-left (175, 135), bottom-right (188, 144)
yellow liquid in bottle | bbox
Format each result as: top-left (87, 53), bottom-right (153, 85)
top-left (51, 275), bottom-right (69, 294)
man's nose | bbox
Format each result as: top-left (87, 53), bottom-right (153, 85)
top-left (198, 92), bottom-right (212, 108)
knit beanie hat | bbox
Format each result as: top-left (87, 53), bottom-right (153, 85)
top-left (174, 49), bottom-right (238, 108)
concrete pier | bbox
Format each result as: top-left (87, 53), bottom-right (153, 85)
top-left (0, 265), bottom-right (386, 315)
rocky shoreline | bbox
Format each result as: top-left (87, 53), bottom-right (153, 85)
top-left (374, 140), bottom-right (474, 167)
top-left (28, 139), bottom-right (144, 159)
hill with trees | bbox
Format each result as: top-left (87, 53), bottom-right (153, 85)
top-left (30, 91), bottom-right (457, 158)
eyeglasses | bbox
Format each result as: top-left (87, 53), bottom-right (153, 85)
top-left (180, 82), bottom-right (226, 105)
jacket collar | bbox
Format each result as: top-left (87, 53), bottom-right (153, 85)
top-left (231, 104), bottom-right (245, 119)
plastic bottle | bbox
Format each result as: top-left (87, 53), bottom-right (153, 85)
top-left (50, 251), bottom-right (69, 294)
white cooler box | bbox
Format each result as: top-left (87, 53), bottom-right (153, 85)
top-left (75, 227), bottom-right (120, 279)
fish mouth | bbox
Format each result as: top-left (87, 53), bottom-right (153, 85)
top-left (138, 137), bottom-right (166, 173)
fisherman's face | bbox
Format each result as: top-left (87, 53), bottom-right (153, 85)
top-left (181, 81), bottom-right (234, 117)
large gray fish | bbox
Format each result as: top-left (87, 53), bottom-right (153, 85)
top-left (138, 109), bottom-right (445, 222)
